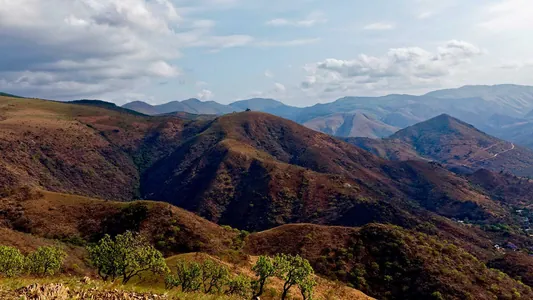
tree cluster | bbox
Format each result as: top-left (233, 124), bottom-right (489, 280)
top-left (165, 254), bottom-right (316, 300)
top-left (87, 231), bottom-right (169, 284)
top-left (165, 258), bottom-right (252, 297)
top-left (0, 245), bottom-right (66, 277)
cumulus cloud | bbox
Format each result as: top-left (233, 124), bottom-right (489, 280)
top-left (0, 0), bottom-right (315, 100)
top-left (301, 40), bottom-right (484, 96)
top-left (266, 11), bottom-right (327, 27)
top-left (197, 89), bottom-right (215, 100)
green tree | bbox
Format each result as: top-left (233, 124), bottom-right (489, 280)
top-left (274, 254), bottom-right (314, 300)
top-left (166, 260), bottom-right (203, 292)
top-left (227, 274), bottom-right (252, 298)
top-left (252, 255), bottom-right (276, 298)
top-left (201, 259), bottom-right (230, 294)
top-left (87, 231), bottom-right (169, 284)
top-left (298, 277), bottom-right (317, 300)
top-left (0, 246), bottom-right (26, 277)
top-left (26, 246), bottom-right (66, 276)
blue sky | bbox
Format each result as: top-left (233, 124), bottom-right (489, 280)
top-left (0, 0), bottom-right (532, 106)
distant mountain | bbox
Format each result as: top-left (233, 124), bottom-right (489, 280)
top-left (347, 114), bottom-right (533, 176)
top-left (425, 84), bottom-right (533, 117)
top-left (304, 112), bottom-right (400, 138)
top-left (0, 92), bottom-right (22, 98)
top-left (122, 101), bottom-right (159, 115)
top-left (123, 98), bottom-right (238, 115)
top-left (70, 99), bottom-right (146, 116)
top-left (121, 85), bottom-right (533, 140)
top-left (229, 98), bottom-right (302, 119)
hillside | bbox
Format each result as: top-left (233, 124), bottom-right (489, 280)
top-left (303, 112), bottom-right (399, 138)
top-left (349, 114), bottom-right (533, 177)
top-left (5, 95), bottom-right (533, 299)
top-left (1, 188), bottom-right (531, 300)
top-left (245, 223), bottom-right (533, 300)
top-left (0, 95), bottom-right (522, 230)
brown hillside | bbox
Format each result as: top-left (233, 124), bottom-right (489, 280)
top-left (140, 111), bottom-right (505, 231)
top-left (349, 114), bottom-right (533, 177)
top-left (245, 223), bottom-right (533, 300)
top-left (0, 188), bottom-right (238, 256)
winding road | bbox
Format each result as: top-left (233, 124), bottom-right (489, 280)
top-left (469, 143), bottom-right (515, 165)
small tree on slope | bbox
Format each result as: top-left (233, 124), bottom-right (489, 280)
top-left (88, 231), bottom-right (169, 284)
top-left (252, 255), bottom-right (276, 298)
top-left (274, 254), bottom-right (314, 300)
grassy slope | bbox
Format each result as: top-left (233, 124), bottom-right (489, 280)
top-left (245, 223), bottom-right (533, 300)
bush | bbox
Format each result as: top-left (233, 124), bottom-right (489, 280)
top-left (227, 274), bottom-right (252, 298)
top-left (166, 260), bottom-right (203, 292)
top-left (88, 231), bottom-right (169, 284)
top-left (0, 246), bottom-right (25, 277)
top-left (201, 259), bottom-right (230, 294)
top-left (26, 246), bottom-right (66, 276)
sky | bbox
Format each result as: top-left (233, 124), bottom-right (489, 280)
top-left (0, 0), bottom-right (532, 107)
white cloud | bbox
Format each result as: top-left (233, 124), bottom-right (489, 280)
top-left (480, 0), bottom-right (533, 32)
top-left (266, 11), bottom-right (327, 27)
top-left (274, 83), bottom-right (286, 92)
top-left (264, 70), bottom-right (274, 78)
top-left (363, 22), bottom-right (396, 30)
top-left (197, 89), bottom-right (214, 100)
top-left (0, 0), bottom-right (308, 100)
top-left (301, 40), bottom-right (483, 97)
top-left (256, 38), bottom-right (320, 47)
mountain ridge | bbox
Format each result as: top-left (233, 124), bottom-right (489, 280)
top-left (120, 84), bottom-right (533, 141)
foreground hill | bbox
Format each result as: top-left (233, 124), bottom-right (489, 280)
top-left (1, 188), bottom-right (531, 300)
top-left (245, 223), bottom-right (533, 300)
top-left (348, 114), bottom-right (533, 177)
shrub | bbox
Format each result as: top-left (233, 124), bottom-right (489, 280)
top-left (166, 260), bottom-right (203, 292)
top-left (201, 259), bottom-right (230, 294)
top-left (87, 231), bottom-right (169, 284)
top-left (227, 274), bottom-right (252, 298)
top-left (26, 246), bottom-right (66, 276)
top-left (0, 246), bottom-right (25, 277)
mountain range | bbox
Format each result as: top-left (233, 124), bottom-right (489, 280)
top-left (346, 114), bottom-right (533, 177)
top-left (121, 84), bottom-right (533, 148)
top-left (4, 93), bottom-right (533, 299)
